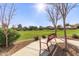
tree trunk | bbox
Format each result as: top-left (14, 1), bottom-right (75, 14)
top-left (5, 33), bottom-right (8, 48)
top-left (54, 25), bottom-right (57, 37)
top-left (63, 17), bottom-right (67, 49)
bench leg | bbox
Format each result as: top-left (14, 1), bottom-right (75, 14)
top-left (47, 43), bottom-right (50, 53)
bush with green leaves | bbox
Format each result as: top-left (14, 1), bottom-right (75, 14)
top-left (0, 29), bottom-right (20, 46)
top-left (42, 35), bottom-right (46, 39)
top-left (0, 29), bottom-right (5, 46)
top-left (34, 36), bottom-right (39, 41)
top-left (72, 34), bottom-right (79, 39)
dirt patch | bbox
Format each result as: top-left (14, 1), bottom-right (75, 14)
top-left (0, 40), bottom-right (34, 56)
top-left (51, 43), bottom-right (77, 56)
top-left (40, 43), bottom-right (77, 56)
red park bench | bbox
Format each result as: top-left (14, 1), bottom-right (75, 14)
top-left (39, 33), bottom-right (56, 55)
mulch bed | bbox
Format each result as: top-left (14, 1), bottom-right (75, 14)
top-left (49, 43), bottom-right (78, 56)
top-left (0, 40), bottom-right (34, 56)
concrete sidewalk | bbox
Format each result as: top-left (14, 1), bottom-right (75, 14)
top-left (60, 38), bottom-right (79, 48)
top-left (12, 38), bottom-right (79, 56)
top-left (68, 40), bottom-right (79, 49)
top-left (12, 38), bottom-right (64, 56)
top-left (12, 41), bottom-right (40, 56)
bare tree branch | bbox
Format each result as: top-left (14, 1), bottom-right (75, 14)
top-left (0, 3), bottom-right (16, 48)
top-left (46, 3), bottom-right (61, 36)
top-left (56, 3), bottom-right (76, 49)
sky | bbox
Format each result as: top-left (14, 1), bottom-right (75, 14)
top-left (9, 3), bottom-right (79, 27)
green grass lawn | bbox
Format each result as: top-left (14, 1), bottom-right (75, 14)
top-left (17, 29), bottom-right (79, 41)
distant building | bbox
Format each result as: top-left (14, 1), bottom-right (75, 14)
top-left (66, 26), bottom-right (72, 29)
top-left (47, 26), bottom-right (54, 30)
top-left (70, 24), bottom-right (78, 29)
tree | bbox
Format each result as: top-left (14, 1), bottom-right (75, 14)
top-left (46, 4), bottom-right (61, 37)
top-left (65, 23), bottom-right (70, 26)
top-left (57, 3), bottom-right (76, 49)
top-left (17, 24), bottom-right (22, 31)
top-left (23, 26), bottom-right (28, 31)
top-left (39, 26), bottom-right (44, 30)
top-left (0, 4), bottom-right (15, 48)
top-left (29, 26), bottom-right (38, 30)
top-left (11, 25), bottom-right (16, 30)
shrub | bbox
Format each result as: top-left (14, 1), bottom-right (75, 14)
top-left (0, 29), bottom-right (5, 46)
top-left (0, 29), bottom-right (20, 46)
top-left (72, 34), bottom-right (79, 39)
top-left (42, 35), bottom-right (46, 39)
top-left (8, 29), bottom-right (20, 45)
top-left (34, 36), bottom-right (39, 41)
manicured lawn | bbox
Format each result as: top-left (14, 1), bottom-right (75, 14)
top-left (17, 30), bottom-right (53, 40)
top-left (17, 29), bottom-right (79, 41)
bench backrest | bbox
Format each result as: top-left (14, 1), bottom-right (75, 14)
top-left (47, 33), bottom-right (56, 43)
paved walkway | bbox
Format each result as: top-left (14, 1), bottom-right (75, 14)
top-left (12, 41), bottom-right (40, 56)
top-left (12, 38), bottom-right (63, 56)
top-left (68, 40), bottom-right (79, 49)
top-left (12, 38), bottom-right (79, 56)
